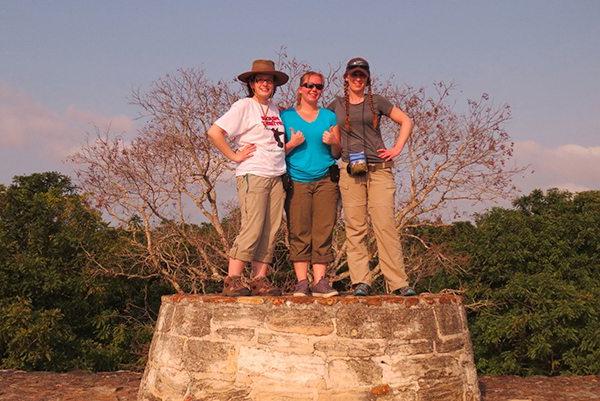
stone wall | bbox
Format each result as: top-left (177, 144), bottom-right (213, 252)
top-left (138, 294), bottom-right (480, 401)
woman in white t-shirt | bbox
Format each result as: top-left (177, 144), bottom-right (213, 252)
top-left (207, 59), bottom-right (289, 296)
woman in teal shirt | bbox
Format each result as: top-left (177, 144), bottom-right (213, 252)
top-left (281, 71), bottom-right (341, 297)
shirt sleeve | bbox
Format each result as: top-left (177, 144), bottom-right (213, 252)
top-left (327, 109), bottom-right (337, 128)
top-left (326, 98), bottom-right (337, 111)
top-left (214, 99), bottom-right (247, 139)
top-left (280, 109), bottom-right (292, 142)
top-left (375, 95), bottom-right (394, 117)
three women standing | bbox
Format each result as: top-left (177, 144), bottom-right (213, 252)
top-left (208, 57), bottom-right (415, 297)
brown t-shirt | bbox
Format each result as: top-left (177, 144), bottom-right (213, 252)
top-left (327, 94), bottom-right (394, 163)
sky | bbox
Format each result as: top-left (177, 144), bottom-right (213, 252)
top-left (1, 0), bottom-right (599, 210)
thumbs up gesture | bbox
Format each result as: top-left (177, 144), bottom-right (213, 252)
top-left (289, 128), bottom-right (305, 147)
top-left (322, 129), bottom-right (339, 145)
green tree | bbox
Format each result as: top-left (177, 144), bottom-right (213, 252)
top-left (0, 172), bottom-right (164, 371)
top-left (422, 189), bottom-right (600, 375)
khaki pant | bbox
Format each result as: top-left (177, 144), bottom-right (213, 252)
top-left (339, 163), bottom-right (408, 291)
top-left (285, 177), bottom-right (339, 263)
top-left (229, 174), bottom-right (285, 263)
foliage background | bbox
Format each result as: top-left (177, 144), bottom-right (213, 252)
top-left (1, 172), bottom-right (598, 375)
top-left (419, 189), bottom-right (600, 375)
top-left (0, 173), bottom-right (168, 371)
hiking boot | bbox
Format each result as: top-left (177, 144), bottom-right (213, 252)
top-left (352, 283), bottom-right (371, 296)
top-left (392, 286), bottom-right (417, 296)
top-left (293, 279), bottom-right (311, 296)
top-left (312, 277), bottom-right (339, 298)
top-left (249, 276), bottom-right (282, 296)
top-left (222, 275), bottom-right (251, 297)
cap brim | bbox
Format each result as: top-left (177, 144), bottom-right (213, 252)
top-left (346, 67), bottom-right (370, 76)
top-left (237, 71), bottom-right (289, 86)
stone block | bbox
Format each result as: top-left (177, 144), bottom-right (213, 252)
top-left (138, 365), bottom-right (158, 399)
top-left (251, 387), bottom-right (315, 401)
top-left (376, 389), bottom-right (418, 401)
top-left (187, 381), bottom-right (252, 401)
top-left (417, 377), bottom-right (464, 401)
top-left (156, 336), bottom-right (186, 370)
top-left (147, 333), bottom-right (162, 363)
top-left (316, 390), bottom-right (373, 401)
top-left (153, 366), bottom-right (189, 399)
top-left (237, 346), bottom-right (326, 387)
top-left (256, 332), bottom-right (314, 354)
top-left (378, 355), bottom-right (462, 389)
top-left (464, 388), bottom-right (481, 401)
top-left (434, 304), bottom-right (465, 337)
top-left (336, 304), bottom-right (436, 340)
top-left (314, 339), bottom-right (383, 358)
top-left (215, 327), bottom-right (256, 342)
top-left (384, 340), bottom-right (434, 357)
top-left (317, 387), bottom-right (416, 401)
top-left (266, 307), bottom-right (334, 336)
top-left (185, 339), bottom-right (237, 381)
top-left (212, 305), bottom-right (268, 329)
top-left (171, 305), bottom-right (211, 338)
top-left (155, 303), bottom-right (175, 333)
top-left (327, 358), bottom-right (383, 389)
top-left (435, 335), bottom-right (466, 353)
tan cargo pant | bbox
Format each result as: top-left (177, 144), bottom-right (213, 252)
top-left (339, 163), bottom-right (408, 291)
top-left (229, 174), bottom-right (285, 264)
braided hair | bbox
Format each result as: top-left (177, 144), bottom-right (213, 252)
top-left (343, 74), bottom-right (379, 131)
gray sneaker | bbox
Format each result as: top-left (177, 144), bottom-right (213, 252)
top-left (293, 279), bottom-right (311, 296)
top-left (352, 283), bottom-right (371, 296)
top-left (311, 277), bottom-right (338, 298)
top-left (392, 286), bottom-right (417, 296)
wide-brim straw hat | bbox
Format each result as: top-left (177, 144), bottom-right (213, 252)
top-left (237, 59), bottom-right (289, 86)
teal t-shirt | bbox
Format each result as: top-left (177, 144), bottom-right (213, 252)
top-left (281, 108), bottom-right (337, 182)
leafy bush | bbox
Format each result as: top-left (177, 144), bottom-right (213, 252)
top-left (421, 189), bottom-right (600, 375)
top-left (0, 172), bottom-right (165, 371)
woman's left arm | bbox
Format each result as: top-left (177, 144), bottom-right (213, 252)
top-left (377, 106), bottom-right (414, 161)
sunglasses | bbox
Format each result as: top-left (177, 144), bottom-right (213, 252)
top-left (300, 83), bottom-right (324, 90)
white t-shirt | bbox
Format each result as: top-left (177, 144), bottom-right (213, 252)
top-left (214, 97), bottom-right (286, 177)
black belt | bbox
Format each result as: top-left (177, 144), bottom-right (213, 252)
top-left (367, 161), bottom-right (394, 172)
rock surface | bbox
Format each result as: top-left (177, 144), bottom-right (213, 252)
top-left (138, 294), bottom-right (480, 401)
top-left (2, 370), bottom-right (600, 401)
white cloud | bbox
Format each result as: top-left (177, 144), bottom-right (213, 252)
top-left (0, 84), bottom-right (65, 147)
top-left (0, 84), bottom-right (134, 151)
top-left (0, 83), bottom-right (135, 183)
top-left (513, 140), bottom-right (600, 193)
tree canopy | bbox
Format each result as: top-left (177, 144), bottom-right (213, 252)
top-left (0, 172), bottom-right (165, 371)
top-left (423, 189), bottom-right (600, 375)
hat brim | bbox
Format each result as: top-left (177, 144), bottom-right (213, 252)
top-left (346, 67), bottom-right (370, 77)
top-left (237, 70), bottom-right (289, 86)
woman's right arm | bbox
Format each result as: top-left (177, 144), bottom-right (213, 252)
top-left (207, 124), bottom-right (256, 163)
